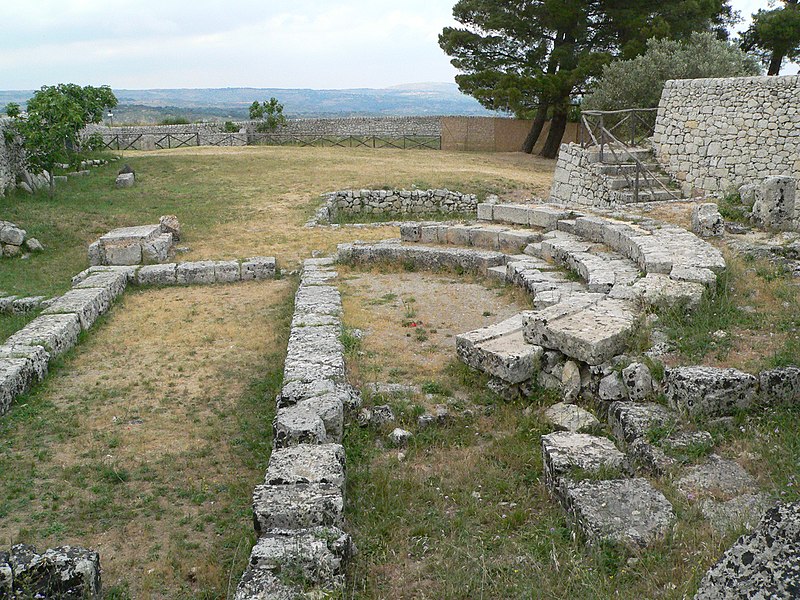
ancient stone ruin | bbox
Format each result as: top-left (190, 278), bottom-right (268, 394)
top-left (88, 215), bottom-right (180, 266)
top-left (0, 221), bottom-right (43, 258)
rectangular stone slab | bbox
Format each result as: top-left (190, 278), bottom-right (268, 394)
top-left (5, 313), bottom-right (81, 357)
top-left (252, 482), bottom-right (344, 533)
top-left (42, 287), bottom-right (113, 330)
top-left (563, 478), bottom-right (675, 548)
top-left (541, 431), bottom-right (625, 497)
top-left (264, 444), bottom-right (346, 490)
top-left (73, 270), bottom-right (128, 299)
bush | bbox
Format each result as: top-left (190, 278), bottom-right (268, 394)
top-left (583, 32), bottom-right (762, 111)
top-left (159, 116), bottom-right (190, 125)
top-left (222, 121), bottom-right (239, 133)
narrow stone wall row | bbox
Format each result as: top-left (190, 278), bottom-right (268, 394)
top-left (235, 257), bottom-right (357, 599)
top-left (0, 258), bottom-right (276, 417)
top-left (311, 189), bottom-right (478, 225)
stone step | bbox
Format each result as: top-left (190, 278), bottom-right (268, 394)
top-left (541, 431), bottom-right (626, 498)
top-left (604, 175), bottom-right (674, 190)
top-left (523, 297), bottom-right (638, 365)
top-left (615, 189), bottom-right (680, 203)
top-left (587, 147), bottom-right (653, 164)
top-left (456, 314), bottom-right (543, 384)
top-left (400, 222), bottom-right (541, 254)
top-left (595, 162), bottom-right (662, 176)
top-left (478, 203), bottom-right (582, 230)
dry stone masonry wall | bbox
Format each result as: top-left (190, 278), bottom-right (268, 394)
top-left (653, 75), bottom-right (800, 195)
top-left (312, 189), bottom-right (478, 224)
top-left (236, 257), bottom-right (357, 599)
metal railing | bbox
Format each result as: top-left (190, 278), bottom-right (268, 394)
top-left (579, 109), bottom-right (679, 203)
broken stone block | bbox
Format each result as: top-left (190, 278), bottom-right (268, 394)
top-left (5, 313), bottom-right (81, 357)
top-left (543, 402), bottom-right (599, 432)
top-left (42, 287), bottom-right (112, 330)
top-left (0, 344), bottom-right (49, 384)
top-left (137, 263), bottom-right (177, 286)
top-left (694, 502), bottom-right (799, 600)
top-left (664, 366), bottom-right (758, 417)
top-left (24, 238), bottom-right (44, 252)
top-left (0, 224), bottom-right (26, 246)
top-left (621, 362), bottom-right (653, 402)
top-left (691, 203), bottom-right (724, 237)
top-left (252, 482), bottom-right (344, 534)
top-left (628, 438), bottom-right (676, 475)
top-left (159, 214), bottom-right (181, 241)
top-left (4, 544), bottom-right (101, 599)
top-left (0, 357), bottom-right (40, 415)
top-left (265, 444), bottom-right (346, 490)
top-left (246, 527), bottom-right (354, 590)
top-left (598, 372), bottom-right (627, 401)
top-left (176, 260), bottom-right (216, 285)
top-left (675, 454), bottom-right (758, 502)
top-left (759, 366), bottom-right (800, 405)
top-left (3, 245), bottom-right (20, 258)
top-left (563, 478), bottom-right (675, 548)
top-left (399, 222), bottom-right (422, 242)
top-left (541, 431), bottom-right (625, 497)
top-left (115, 172), bottom-right (135, 188)
top-left (752, 176), bottom-right (797, 231)
top-left (370, 404), bottom-right (395, 426)
top-left (608, 401), bottom-right (674, 445)
top-left (142, 233), bottom-right (172, 263)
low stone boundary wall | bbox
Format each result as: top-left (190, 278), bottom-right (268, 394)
top-left (550, 144), bottom-right (616, 207)
top-left (235, 257), bottom-right (356, 599)
top-left (0, 258), bottom-right (277, 417)
top-left (312, 189), bottom-right (478, 225)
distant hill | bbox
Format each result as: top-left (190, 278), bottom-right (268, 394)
top-left (0, 83), bottom-right (500, 124)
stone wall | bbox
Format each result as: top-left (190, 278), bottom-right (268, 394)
top-left (549, 144), bottom-right (616, 207)
top-left (314, 189), bottom-right (479, 224)
top-left (653, 75), bottom-right (800, 195)
top-left (441, 117), bottom-right (579, 153)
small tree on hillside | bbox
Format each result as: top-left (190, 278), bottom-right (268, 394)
top-left (6, 83), bottom-right (117, 195)
top-left (582, 33), bottom-right (762, 112)
top-left (249, 97), bottom-right (287, 132)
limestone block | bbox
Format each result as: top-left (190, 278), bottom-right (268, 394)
top-left (0, 358), bottom-right (38, 416)
top-left (297, 393), bottom-right (344, 442)
top-left (469, 227), bottom-right (501, 250)
top-left (176, 261), bottom-right (216, 285)
top-left (608, 402), bottom-right (674, 445)
top-left (142, 233), bottom-right (172, 263)
top-left (241, 256), bottom-right (276, 281)
top-left (752, 176), bottom-right (797, 230)
top-left (563, 478), bottom-right (675, 548)
top-left (115, 173), bottom-right (135, 188)
top-left (389, 427), bottom-right (413, 447)
top-left (493, 204), bottom-right (531, 225)
top-left (293, 285), bottom-right (342, 318)
top-left (246, 527), bottom-right (354, 589)
top-left (273, 404), bottom-right (327, 448)
top-left (543, 402), bottom-right (599, 432)
top-left (234, 566), bottom-right (300, 600)
top-left (676, 454), bottom-right (758, 502)
top-left (42, 287), bottom-right (113, 330)
top-left (621, 362), bottom-right (653, 401)
top-left (265, 444), bottom-right (346, 490)
top-left (3, 245), bottom-right (21, 258)
top-left (252, 483), bottom-right (344, 534)
top-left (499, 230), bottom-right (539, 254)
top-left (445, 225), bottom-right (474, 247)
top-left (698, 493), bottom-right (771, 534)
top-left (759, 366), bottom-right (800, 405)
top-left (73, 270), bottom-right (128, 300)
top-left (541, 431), bottom-right (625, 496)
top-left (665, 366), bottom-right (758, 417)
top-left (24, 238), bottom-right (44, 252)
top-left (420, 225), bottom-right (441, 244)
top-left (561, 360), bottom-right (582, 403)
top-left (477, 203), bottom-right (494, 221)
top-left (5, 314), bottom-right (81, 357)
top-left (213, 260), bottom-right (241, 283)
top-left (137, 263), bottom-right (177, 286)
top-left (103, 242), bottom-right (142, 266)
top-left (691, 203), bottom-right (724, 237)
top-left (0, 224), bottom-right (25, 246)
top-left (399, 223), bottom-right (422, 242)
top-left (5, 544), bottom-right (101, 599)
top-left (628, 274), bottom-right (705, 311)
top-left (87, 241), bottom-right (105, 266)
top-left (159, 214), bottom-right (181, 241)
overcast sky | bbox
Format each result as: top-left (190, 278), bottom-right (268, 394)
top-left (0, 0), bottom-right (794, 91)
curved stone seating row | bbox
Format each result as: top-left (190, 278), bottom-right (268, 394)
top-left (0, 258), bottom-right (277, 417)
top-left (236, 257), bottom-right (355, 600)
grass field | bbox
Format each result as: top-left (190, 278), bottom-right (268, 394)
top-left (1, 145), bottom-right (799, 598)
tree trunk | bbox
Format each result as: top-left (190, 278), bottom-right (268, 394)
top-left (539, 108), bottom-right (568, 159)
top-left (522, 103), bottom-right (549, 154)
top-left (767, 52), bottom-right (784, 75)
top-left (48, 169), bottom-right (54, 198)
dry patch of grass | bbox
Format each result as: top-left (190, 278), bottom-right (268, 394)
top-left (0, 279), bottom-right (295, 599)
